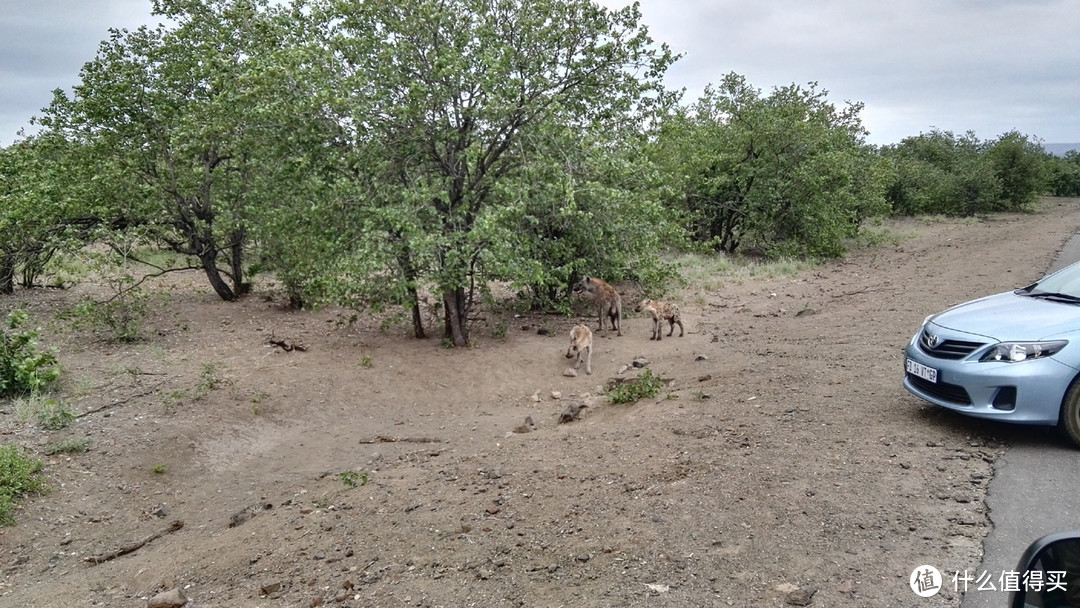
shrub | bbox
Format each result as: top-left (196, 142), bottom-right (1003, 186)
top-left (606, 368), bottom-right (664, 404)
top-left (0, 309), bottom-right (60, 397)
top-left (0, 443), bottom-right (46, 526)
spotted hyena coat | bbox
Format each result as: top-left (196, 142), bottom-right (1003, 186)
top-left (565, 324), bottom-right (593, 375)
top-left (572, 276), bottom-right (622, 336)
top-left (635, 298), bottom-right (684, 341)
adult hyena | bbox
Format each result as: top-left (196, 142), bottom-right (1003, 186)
top-left (572, 276), bottom-right (622, 336)
top-left (634, 298), bottom-right (684, 341)
top-left (565, 324), bottom-right (593, 375)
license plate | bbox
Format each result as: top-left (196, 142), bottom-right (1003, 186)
top-left (906, 358), bottom-right (938, 383)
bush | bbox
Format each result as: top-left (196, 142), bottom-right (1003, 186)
top-left (606, 368), bottom-right (664, 404)
top-left (0, 443), bottom-right (46, 526)
top-left (0, 309), bottom-right (60, 397)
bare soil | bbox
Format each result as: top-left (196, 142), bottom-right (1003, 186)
top-left (3, 198), bottom-right (1080, 608)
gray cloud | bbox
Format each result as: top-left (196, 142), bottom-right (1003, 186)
top-left (0, 0), bottom-right (161, 144)
top-left (623, 0), bottom-right (1080, 144)
top-left (2, 0), bottom-right (1077, 147)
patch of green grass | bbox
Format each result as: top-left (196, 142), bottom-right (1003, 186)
top-left (606, 369), bottom-right (665, 405)
top-left (194, 363), bottom-right (222, 400)
top-left (151, 464), bottom-right (168, 474)
top-left (13, 395), bottom-right (75, 430)
top-left (338, 470), bottom-right (368, 488)
top-left (0, 443), bottom-right (47, 526)
top-left (850, 224), bottom-right (907, 248)
top-left (43, 438), bottom-right (91, 455)
top-left (162, 389), bottom-right (187, 413)
top-left (37, 400), bottom-right (75, 430)
top-left (672, 252), bottom-right (813, 293)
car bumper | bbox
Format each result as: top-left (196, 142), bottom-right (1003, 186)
top-left (903, 332), bottom-right (1076, 426)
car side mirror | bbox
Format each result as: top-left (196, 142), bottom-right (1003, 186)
top-left (1011, 531), bottom-right (1080, 607)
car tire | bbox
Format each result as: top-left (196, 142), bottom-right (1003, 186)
top-left (1059, 377), bottom-right (1080, 448)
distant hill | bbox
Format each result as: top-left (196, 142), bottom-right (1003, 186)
top-left (1044, 143), bottom-right (1080, 156)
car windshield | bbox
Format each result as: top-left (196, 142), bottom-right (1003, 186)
top-left (1022, 261), bottom-right (1080, 299)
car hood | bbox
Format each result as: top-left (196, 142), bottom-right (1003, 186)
top-left (930, 291), bottom-right (1080, 341)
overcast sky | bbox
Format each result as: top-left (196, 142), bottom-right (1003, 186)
top-left (2, 0), bottom-right (1079, 147)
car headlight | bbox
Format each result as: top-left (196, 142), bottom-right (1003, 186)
top-left (980, 341), bottom-right (1068, 362)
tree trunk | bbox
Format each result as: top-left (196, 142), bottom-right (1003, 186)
top-left (230, 229), bottom-right (248, 295)
top-left (410, 292), bottom-right (426, 339)
top-left (397, 248), bottom-right (425, 339)
top-left (0, 254), bottom-right (14, 295)
top-left (442, 287), bottom-right (468, 347)
top-left (199, 251), bottom-right (237, 301)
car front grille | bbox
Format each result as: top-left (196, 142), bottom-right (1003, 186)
top-left (907, 374), bottom-right (973, 405)
top-left (919, 330), bottom-right (985, 360)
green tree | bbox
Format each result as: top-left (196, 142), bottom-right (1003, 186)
top-left (481, 124), bottom-right (681, 309)
top-left (313, 0), bottom-right (676, 345)
top-left (0, 133), bottom-right (97, 294)
top-left (1047, 150), bottom-right (1080, 197)
top-left (881, 129), bottom-right (1038, 216)
top-left (653, 73), bottom-right (888, 258)
top-left (38, 0), bottom-right (296, 301)
top-left (983, 131), bottom-right (1047, 209)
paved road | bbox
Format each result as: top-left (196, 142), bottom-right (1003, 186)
top-left (959, 236), bottom-right (1080, 608)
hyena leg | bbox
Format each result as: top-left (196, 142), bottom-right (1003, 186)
top-left (584, 345), bottom-right (592, 375)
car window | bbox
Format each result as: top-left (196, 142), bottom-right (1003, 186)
top-left (1033, 264), bottom-right (1080, 298)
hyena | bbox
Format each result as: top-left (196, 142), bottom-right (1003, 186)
top-left (565, 324), bottom-right (593, 375)
top-left (572, 276), bottom-right (622, 336)
top-left (635, 298), bottom-right (684, 341)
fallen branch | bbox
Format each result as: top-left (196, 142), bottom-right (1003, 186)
top-left (268, 337), bottom-right (307, 352)
top-left (84, 520), bottom-right (184, 565)
top-left (357, 436), bottom-right (442, 444)
top-left (830, 286), bottom-right (893, 298)
top-left (76, 383), bottom-right (166, 419)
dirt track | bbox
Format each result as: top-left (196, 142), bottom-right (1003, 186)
top-left (2, 198), bottom-right (1080, 607)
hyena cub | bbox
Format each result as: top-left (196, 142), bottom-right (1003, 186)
top-left (635, 298), bottom-right (684, 341)
top-left (572, 276), bottom-right (622, 336)
top-left (565, 324), bottom-right (593, 375)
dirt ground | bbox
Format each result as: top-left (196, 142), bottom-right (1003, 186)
top-left (3, 198), bottom-right (1080, 608)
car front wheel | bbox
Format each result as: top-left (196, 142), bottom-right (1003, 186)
top-left (1059, 377), bottom-right (1080, 448)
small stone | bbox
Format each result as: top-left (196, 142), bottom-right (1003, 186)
top-left (632, 358), bottom-right (650, 368)
top-left (695, 355), bottom-right (709, 361)
top-left (784, 587), bottom-right (816, 606)
top-left (551, 391), bottom-right (562, 399)
top-left (147, 588), bottom-right (187, 608)
top-left (558, 404), bottom-right (584, 424)
top-left (697, 374), bottom-right (712, 382)
top-left (563, 368), bottom-right (578, 377)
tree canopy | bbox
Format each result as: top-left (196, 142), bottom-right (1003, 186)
top-left (651, 73), bottom-right (889, 258)
top-left (3, 0), bottom-right (1062, 348)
